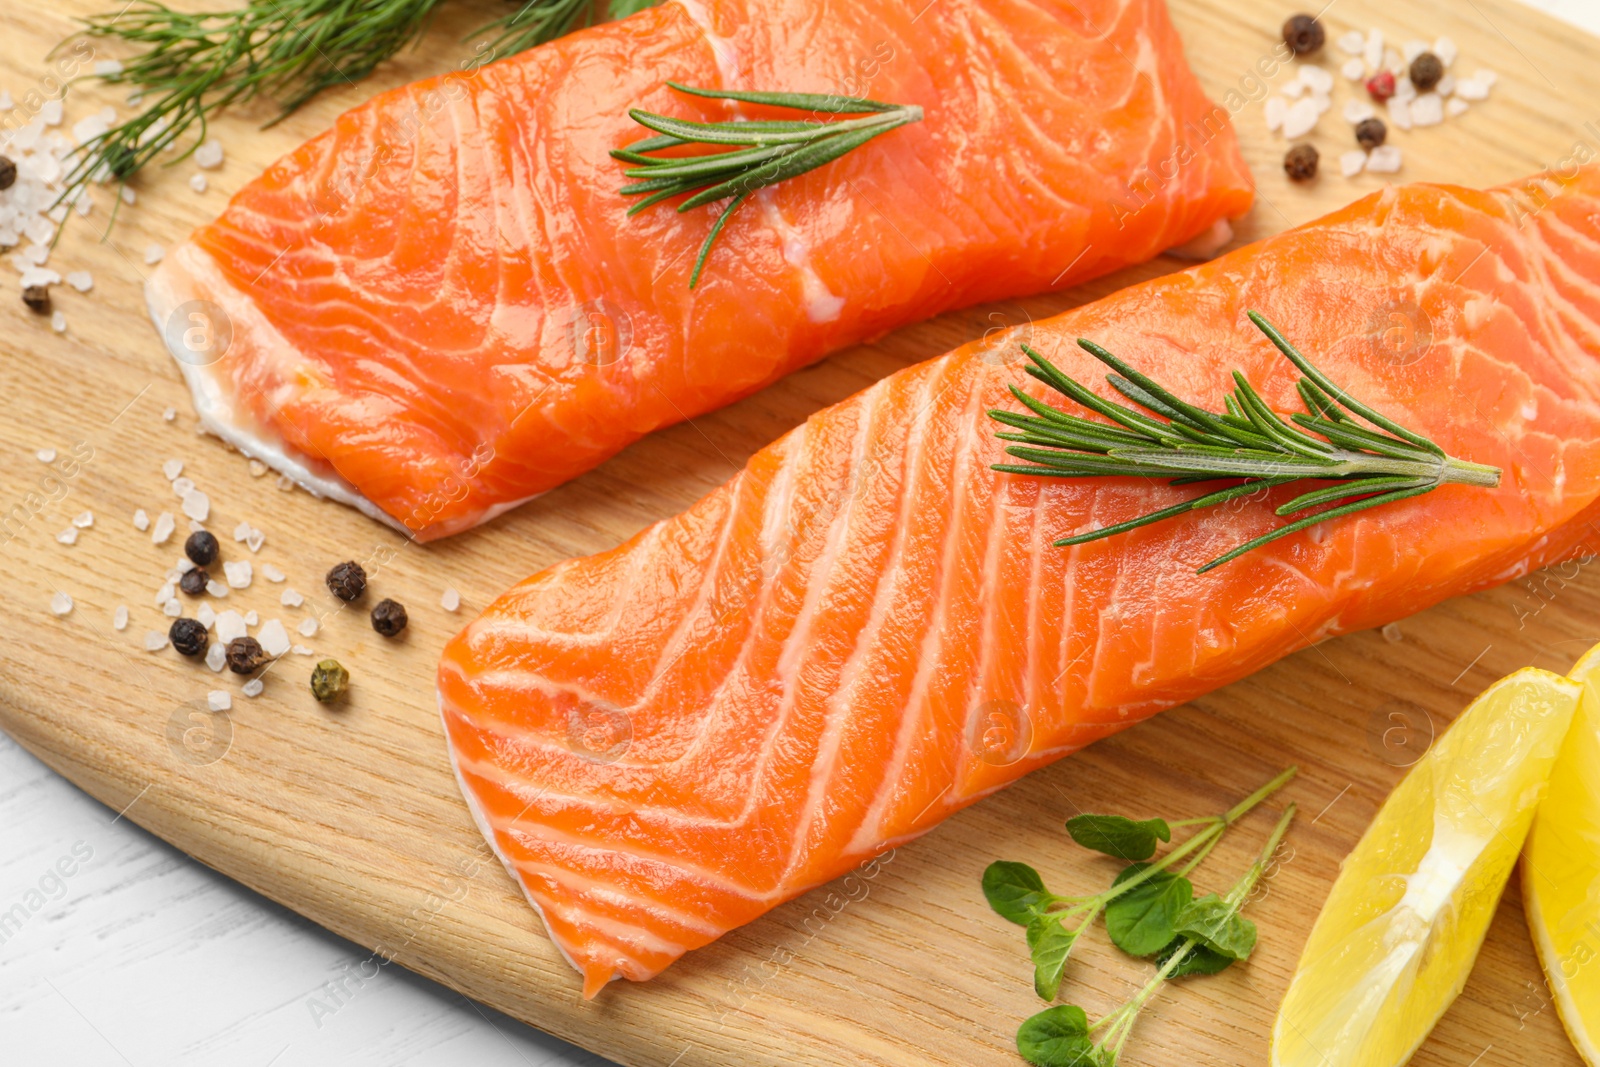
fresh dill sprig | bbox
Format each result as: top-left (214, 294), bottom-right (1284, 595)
top-left (989, 310), bottom-right (1501, 573)
top-left (612, 82), bottom-right (923, 288)
top-left (473, 0), bottom-right (659, 57)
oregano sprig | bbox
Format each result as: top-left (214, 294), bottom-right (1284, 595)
top-left (989, 311), bottom-right (1501, 573)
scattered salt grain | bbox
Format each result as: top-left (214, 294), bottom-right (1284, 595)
top-left (152, 512), bottom-right (176, 544)
top-left (223, 560), bottom-right (253, 589)
top-left (1367, 145), bottom-right (1404, 174)
top-left (207, 690), bottom-right (231, 712)
top-left (163, 598), bottom-right (181, 617)
top-left (113, 606), bottom-right (129, 630)
top-left (298, 617), bottom-right (318, 637)
top-left (281, 588), bottom-right (304, 608)
top-left (242, 679), bottom-right (263, 698)
top-left (163, 408), bottom-right (176, 422)
top-left (1340, 150), bottom-right (1368, 178)
top-left (1476, 69), bottom-right (1498, 88)
top-left (1436, 73), bottom-right (1456, 98)
top-left (1312, 93), bottom-right (1331, 116)
top-left (181, 489), bottom-right (210, 521)
top-left (261, 563), bottom-right (286, 583)
top-left (36, 448), bottom-right (56, 462)
top-left (276, 475), bottom-right (295, 492)
top-left (1455, 75), bottom-right (1491, 102)
top-left (206, 579), bottom-right (229, 598)
top-left (72, 510), bottom-right (93, 529)
top-left (175, 558), bottom-right (196, 574)
top-left (1410, 93), bottom-right (1443, 127)
top-left (63, 272), bottom-right (92, 295)
top-left (258, 619), bottom-right (291, 657)
top-left (155, 582), bottom-right (175, 605)
top-left (441, 588), bottom-right (461, 612)
top-left (56, 528), bottom-right (78, 545)
top-left (1387, 98), bottom-right (1413, 131)
top-left (292, 645), bottom-right (315, 656)
top-left (215, 610), bottom-right (247, 643)
top-left (1341, 58), bottom-right (1365, 81)
top-left (121, 186), bottom-right (137, 206)
top-left (40, 99), bottom-right (64, 127)
top-left (133, 508), bottom-right (150, 531)
top-left (197, 603), bottom-right (216, 629)
top-left (1446, 98), bottom-right (1470, 118)
top-left (144, 630), bottom-right (168, 652)
top-left (246, 528), bottom-right (265, 552)
top-left (248, 460), bottom-right (267, 477)
top-left (50, 592), bottom-right (73, 616)
top-left (1264, 96), bottom-right (1287, 133)
top-left (50, 311), bottom-right (65, 334)
top-left (206, 644), bottom-right (226, 672)
top-left (1393, 76), bottom-right (1417, 103)
top-left (1282, 98), bottom-right (1319, 139)
top-left (1434, 37), bottom-right (1457, 68)
top-left (1337, 29), bottom-right (1365, 55)
top-left (144, 243), bottom-right (165, 265)
top-left (94, 59), bottom-right (124, 76)
top-left (1384, 48), bottom-right (1404, 73)
top-left (243, 610), bottom-right (259, 627)
top-left (1343, 99), bottom-right (1376, 125)
top-left (189, 174), bottom-right (208, 194)
top-left (1297, 65), bottom-right (1334, 95)
top-left (1281, 79), bottom-right (1306, 100)
top-left (194, 140), bottom-right (225, 169)
top-left (164, 459), bottom-right (184, 480)
top-left (1382, 622), bottom-right (1403, 643)
top-left (1363, 28), bottom-right (1384, 72)
top-left (233, 520), bottom-right (251, 542)
top-left (172, 476), bottom-right (195, 497)
top-left (1402, 40), bottom-right (1429, 63)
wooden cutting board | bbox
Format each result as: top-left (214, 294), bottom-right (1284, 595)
top-left (3, 1), bottom-right (1598, 1064)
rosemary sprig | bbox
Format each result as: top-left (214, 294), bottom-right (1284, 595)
top-left (612, 83), bottom-right (923, 288)
top-left (989, 310), bottom-right (1501, 573)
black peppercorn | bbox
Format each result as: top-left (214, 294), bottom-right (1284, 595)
top-left (1281, 13), bottom-right (1325, 56)
top-left (371, 598), bottom-right (408, 637)
top-left (0, 156), bottom-right (16, 191)
top-left (1355, 117), bottom-right (1388, 150)
top-left (1409, 52), bottom-right (1444, 93)
top-left (1283, 143), bottom-right (1320, 182)
top-left (226, 636), bottom-right (265, 674)
top-left (22, 285), bottom-right (50, 314)
top-left (179, 568), bottom-right (209, 596)
top-left (169, 617), bottom-right (209, 657)
top-left (185, 529), bottom-right (219, 566)
top-left (311, 659), bottom-right (350, 703)
top-left (326, 560), bottom-right (367, 601)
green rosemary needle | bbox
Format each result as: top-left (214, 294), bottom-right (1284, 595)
top-left (990, 310), bottom-right (1502, 573)
top-left (613, 82), bottom-right (923, 288)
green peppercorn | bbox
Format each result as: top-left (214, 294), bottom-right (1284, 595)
top-left (185, 529), bottom-right (219, 566)
top-left (311, 659), bottom-right (350, 703)
top-left (169, 618), bottom-right (208, 657)
top-left (1281, 13), bottom-right (1325, 56)
top-left (326, 560), bottom-right (367, 602)
top-left (179, 568), bottom-right (209, 596)
top-left (371, 598), bottom-right (408, 637)
top-left (226, 636), bottom-right (264, 674)
top-left (1409, 52), bottom-right (1444, 93)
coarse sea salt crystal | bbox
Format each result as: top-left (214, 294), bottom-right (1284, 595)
top-left (134, 508), bottom-right (150, 531)
top-left (163, 598), bottom-right (181, 617)
top-left (1403, 40), bottom-right (1429, 63)
top-left (233, 520), bottom-right (252, 542)
top-left (121, 187), bottom-right (137, 207)
top-left (1367, 145), bottom-right (1404, 174)
top-left (292, 645), bottom-right (315, 656)
top-left (50, 311), bottom-right (65, 334)
top-left (65, 271), bottom-right (92, 292)
top-left (215, 610), bottom-right (247, 643)
top-left (206, 643), bottom-right (226, 672)
top-left (176, 558), bottom-right (195, 574)
top-left (1411, 93), bottom-right (1444, 127)
top-left (36, 448), bottom-right (57, 462)
top-left (1455, 76), bottom-right (1490, 102)
top-left (1341, 58), bottom-right (1365, 81)
top-left (40, 99), bottom-right (64, 127)
top-left (261, 563), bottom-right (286, 583)
top-left (441, 588), bottom-right (461, 612)
top-left (258, 619), bottom-right (290, 657)
top-left (1437, 73), bottom-right (1456, 98)
top-left (172, 476), bottom-right (195, 497)
top-left (1298, 65), bottom-right (1334, 95)
top-left (1388, 98), bottom-right (1413, 131)
top-left (1364, 28), bottom-right (1384, 71)
top-left (113, 605), bottom-right (129, 630)
top-left (224, 560), bottom-right (253, 589)
top-left (189, 174), bottom-right (207, 194)
top-left (182, 489), bottom-right (210, 521)
top-left (244, 609), bottom-right (259, 627)
top-left (1281, 79), bottom-right (1306, 100)
top-left (207, 690), bottom-right (231, 712)
top-left (144, 630), bottom-right (168, 652)
top-left (243, 679), bottom-right (263, 698)
top-left (94, 59), bottom-right (123, 76)
top-left (194, 140), bottom-right (224, 169)
top-left (57, 528), bottom-right (78, 546)
top-left (1393, 76), bottom-right (1417, 103)
top-left (155, 582), bottom-right (175, 605)
top-left (1338, 29), bottom-right (1365, 55)
top-left (1312, 93), bottom-right (1331, 116)
top-left (1446, 98), bottom-right (1470, 118)
top-left (1384, 48), bottom-right (1403, 73)
top-left (152, 511), bottom-right (176, 544)
top-left (298, 617), bottom-right (318, 637)
top-left (144, 243), bottom-right (165, 265)
top-left (1344, 99), bottom-right (1376, 124)
top-left (72, 511), bottom-right (93, 529)
top-left (50, 592), bottom-right (73, 616)
top-left (281, 588), bottom-right (304, 608)
top-left (163, 408), bottom-right (176, 422)
top-left (246, 528), bottom-right (265, 552)
top-left (1435, 37), bottom-right (1458, 67)
top-left (1282, 98), bottom-right (1319, 139)
top-left (206, 579), bottom-right (229, 598)
top-left (197, 602), bottom-right (216, 629)
top-left (1265, 96), bottom-right (1288, 133)
top-left (164, 459), bottom-right (184, 480)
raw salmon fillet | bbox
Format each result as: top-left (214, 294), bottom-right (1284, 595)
top-left (439, 166), bottom-right (1600, 995)
top-left (145, 0), bottom-right (1252, 539)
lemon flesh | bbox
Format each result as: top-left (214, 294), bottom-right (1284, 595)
top-left (1273, 667), bottom-right (1580, 1067)
top-left (1524, 645), bottom-right (1600, 1065)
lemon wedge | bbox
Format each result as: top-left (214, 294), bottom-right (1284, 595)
top-left (1524, 645), bottom-right (1600, 1064)
top-left (1273, 667), bottom-right (1579, 1067)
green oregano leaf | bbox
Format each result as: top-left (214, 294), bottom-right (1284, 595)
top-left (1065, 814), bottom-right (1172, 861)
top-left (984, 860), bottom-right (1053, 925)
top-left (1026, 914), bottom-right (1079, 1000)
top-left (1104, 863), bottom-right (1193, 958)
top-left (1155, 937), bottom-right (1236, 977)
top-left (1016, 1004), bottom-right (1102, 1066)
top-left (1172, 893), bottom-right (1258, 961)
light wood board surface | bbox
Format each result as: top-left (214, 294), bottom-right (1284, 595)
top-left (3, 1), bottom-right (1598, 1064)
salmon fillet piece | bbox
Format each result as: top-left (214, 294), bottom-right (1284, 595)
top-left (145, 0), bottom-right (1252, 539)
top-left (438, 166), bottom-right (1600, 995)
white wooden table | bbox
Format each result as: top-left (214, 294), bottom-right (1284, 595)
top-left (5, 1), bottom-right (1596, 1064)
